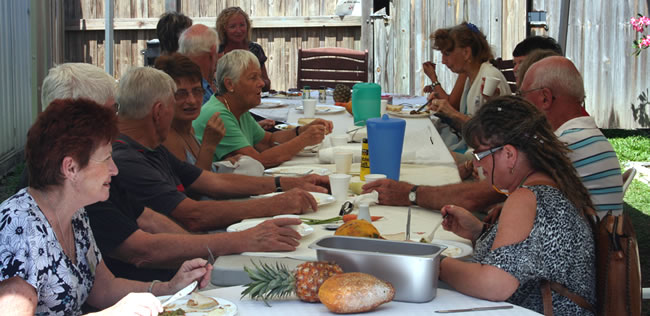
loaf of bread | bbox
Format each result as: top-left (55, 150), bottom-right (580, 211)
top-left (318, 272), bottom-right (394, 313)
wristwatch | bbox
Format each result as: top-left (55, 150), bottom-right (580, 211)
top-left (409, 185), bottom-right (419, 205)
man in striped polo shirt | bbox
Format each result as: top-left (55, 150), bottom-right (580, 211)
top-left (520, 56), bottom-right (623, 216)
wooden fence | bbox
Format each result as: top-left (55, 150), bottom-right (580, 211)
top-left (62, 0), bottom-right (650, 128)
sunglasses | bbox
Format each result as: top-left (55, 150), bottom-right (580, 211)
top-left (472, 145), bottom-right (504, 162)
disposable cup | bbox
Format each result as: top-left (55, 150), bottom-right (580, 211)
top-left (364, 173), bottom-right (387, 183)
top-left (302, 99), bottom-right (317, 117)
top-left (380, 99), bottom-right (388, 116)
top-left (329, 174), bottom-right (351, 201)
top-left (334, 152), bottom-right (353, 174)
top-left (330, 134), bottom-right (349, 147)
top-left (482, 77), bottom-right (500, 96)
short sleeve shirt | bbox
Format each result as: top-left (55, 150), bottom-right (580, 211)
top-left (111, 134), bottom-right (203, 215)
top-left (193, 96), bottom-right (266, 160)
top-left (0, 189), bottom-right (101, 316)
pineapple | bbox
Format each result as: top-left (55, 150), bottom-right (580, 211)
top-left (333, 84), bottom-right (352, 103)
top-left (241, 261), bottom-right (343, 305)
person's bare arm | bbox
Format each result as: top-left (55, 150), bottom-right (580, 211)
top-left (362, 179), bottom-right (505, 212)
top-left (136, 207), bottom-right (187, 234)
top-left (0, 277), bottom-right (37, 315)
top-left (108, 218), bottom-right (303, 269)
top-left (170, 189), bottom-right (318, 231)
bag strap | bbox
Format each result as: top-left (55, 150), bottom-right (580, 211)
top-left (541, 280), bottom-right (554, 316)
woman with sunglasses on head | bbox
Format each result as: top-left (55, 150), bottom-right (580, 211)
top-left (426, 22), bottom-right (511, 155)
top-left (438, 96), bottom-right (595, 315)
top-left (155, 53), bottom-right (227, 171)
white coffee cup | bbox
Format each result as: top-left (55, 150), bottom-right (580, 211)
top-left (334, 152), bottom-right (353, 174)
top-left (329, 173), bottom-right (351, 201)
top-left (364, 173), bottom-right (387, 183)
top-left (302, 99), bottom-right (317, 117)
top-left (380, 99), bottom-right (388, 116)
top-left (330, 134), bottom-right (349, 147)
top-left (482, 76), bottom-right (500, 96)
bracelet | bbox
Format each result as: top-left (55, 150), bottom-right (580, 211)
top-left (295, 127), bottom-right (300, 136)
top-left (275, 176), bottom-right (283, 192)
top-left (148, 280), bottom-right (161, 293)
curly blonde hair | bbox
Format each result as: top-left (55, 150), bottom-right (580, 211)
top-left (216, 7), bottom-right (252, 45)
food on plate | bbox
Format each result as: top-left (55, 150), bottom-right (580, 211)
top-left (385, 104), bottom-right (403, 112)
top-left (342, 214), bottom-right (383, 222)
top-left (242, 261), bottom-right (343, 303)
top-left (187, 292), bottom-right (219, 309)
top-left (160, 309), bottom-right (185, 316)
top-left (298, 117), bottom-right (316, 125)
top-left (410, 109), bottom-right (430, 115)
top-left (333, 84), bottom-right (352, 103)
top-left (318, 272), bottom-right (395, 314)
top-left (334, 219), bottom-right (382, 238)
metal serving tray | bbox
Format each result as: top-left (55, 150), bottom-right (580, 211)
top-left (309, 236), bottom-right (446, 302)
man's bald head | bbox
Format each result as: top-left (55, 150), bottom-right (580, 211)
top-left (522, 56), bottom-right (585, 103)
top-left (178, 24), bottom-right (218, 56)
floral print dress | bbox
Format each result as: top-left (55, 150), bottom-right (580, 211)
top-left (0, 188), bottom-right (101, 316)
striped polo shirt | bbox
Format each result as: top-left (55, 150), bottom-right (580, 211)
top-left (555, 116), bottom-right (624, 216)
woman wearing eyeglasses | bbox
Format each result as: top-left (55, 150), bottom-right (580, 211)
top-left (439, 96), bottom-right (595, 314)
top-left (154, 53), bottom-right (226, 171)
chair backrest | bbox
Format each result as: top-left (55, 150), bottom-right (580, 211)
top-left (297, 47), bottom-right (368, 89)
top-left (622, 167), bottom-right (637, 195)
top-left (491, 58), bottom-right (517, 93)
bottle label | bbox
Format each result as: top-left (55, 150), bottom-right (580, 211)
top-left (360, 138), bottom-right (370, 180)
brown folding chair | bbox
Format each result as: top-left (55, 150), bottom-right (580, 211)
top-left (297, 47), bottom-right (368, 89)
top-left (491, 58), bottom-right (517, 93)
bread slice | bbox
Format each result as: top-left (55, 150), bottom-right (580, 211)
top-left (385, 104), bottom-right (403, 112)
top-left (186, 292), bottom-right (219, 310)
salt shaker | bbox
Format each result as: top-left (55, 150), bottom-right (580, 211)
top-left (358, 203), bottom-right (371, 222)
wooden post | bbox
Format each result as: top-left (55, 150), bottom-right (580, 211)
top-left (105, 0), bottom-right (114, 76)
top-left (361, 0), bottom-right (373, 83)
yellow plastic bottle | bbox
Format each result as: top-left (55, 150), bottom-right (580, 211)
top-left (360, 138), bottom-right (370, 180)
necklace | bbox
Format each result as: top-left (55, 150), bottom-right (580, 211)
top-left (222, 96), bottom-right (232, 113)
top-left (33, 189), bottom-right (76, 263)
top-left (172, 125), bottom-right (199, 159)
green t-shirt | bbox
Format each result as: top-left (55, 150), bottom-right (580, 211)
top-left (193, 96), bottom-right (266, 161)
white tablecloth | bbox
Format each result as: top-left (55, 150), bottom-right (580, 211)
top-left (199, 285), bottom-right (542, 315)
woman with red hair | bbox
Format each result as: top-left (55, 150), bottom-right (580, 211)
top-left (0, 99), bottom-right (211, 315)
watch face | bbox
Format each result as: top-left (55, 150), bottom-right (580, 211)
top-left (409, 191), bottom-right (416, 202)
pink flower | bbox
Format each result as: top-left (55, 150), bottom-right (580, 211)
top-left (641, 35), bottom-right (650, 49)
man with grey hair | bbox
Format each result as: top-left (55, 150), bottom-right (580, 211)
top-left (178, 24), bottom-right (218, 104)
top-left (40, 62), bottom-right (117, 109)
top-left (85, 66), bottom-right (328, 282)
top-left (109, 66), bottom-right (328, 232)
top-left (519, 56), bottom-right (623, 216)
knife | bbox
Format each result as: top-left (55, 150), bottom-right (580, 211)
top-left (405, 206), bottom-right (411, 241)
top-left (435, 305), bottom-right (514, 313)
top-left (162, 280), bottom-right (198, 307)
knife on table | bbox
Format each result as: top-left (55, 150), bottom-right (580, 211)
top-left (435, 305), bottom-right (514, 313)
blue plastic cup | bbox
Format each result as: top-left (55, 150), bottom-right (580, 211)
top-left (351, 83), bottom-right (381, 126)
top-left (366, 114), bottom-right (406, 180)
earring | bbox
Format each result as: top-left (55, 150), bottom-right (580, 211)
top-left (510, 167), bottom-right (514, 174)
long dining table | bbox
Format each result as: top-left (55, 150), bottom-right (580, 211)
top-left (202, 92), bottom-right (542, 315)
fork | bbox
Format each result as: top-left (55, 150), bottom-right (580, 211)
top-left (206, 246), bottom-right (216, 265)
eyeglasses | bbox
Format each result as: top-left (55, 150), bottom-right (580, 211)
top-left (472, 145), bottom-right (504, 162)
top-left (515, 87), bottom-right (545, 97)
top-left (174, 87), bottom-right (205, 101)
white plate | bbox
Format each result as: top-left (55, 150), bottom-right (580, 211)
top-left (295, 104), bottom-right (346, 114)
top-left (274, 123), bottom-right (297, 130)
top-left (264, 166), bottom-right (331, 176)
top-left (387, 110), bottom-right (431, 118)
top-left (227, 218), bottom-right (315, 237)
top-left (157, 295), bottom-right (237, 316)
top-left (431, 239), bottom-right (473, 258)
top-left (257, 99), bottom-right (289, 108)
top-left (248, 191), bottom-right (336, 207)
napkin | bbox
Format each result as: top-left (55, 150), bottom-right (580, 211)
top-left (213, 155), bottom-right (264, 176)
top-left (350, 190), bottom-right (379, 207)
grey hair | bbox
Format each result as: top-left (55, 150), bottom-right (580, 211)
top-left (116, 67), bottom-right (176, 120)
top-left (178, 24), bottom-right (217, 56)
top-left (215, 49), bottom-right (260, 94)
top-left (41, 63), bottom-right (116, 108)
top-left (527, 57), bottom-right (585, 102)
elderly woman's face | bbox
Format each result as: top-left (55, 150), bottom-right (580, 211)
top-left (233, 62), bottom-right (265, 108)
top-left (225, 13), bottom-right (248, 43)
top-left (441, 46), bottom-right (468, 74)
top-left (173, 77), bottom-right (204, 121)
top-left (75, 142), bottom-right (118, 204)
